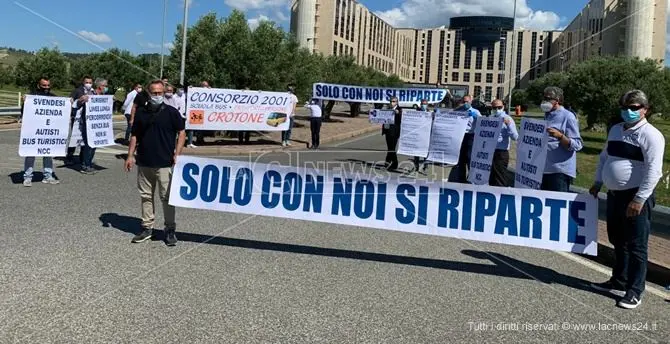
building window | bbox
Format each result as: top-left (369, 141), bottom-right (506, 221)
top-left (496, 87), bottom-right (504, 100)
top-left (474, 86), bottom-right (482, 99)
top-left (475, 73), bottom-right (482, 82)
top-left (515, 32), bottom-right (524, 88)
top-left (498, 73), bottom-right (504, 83)
top-left (486, 73), bottom-right (493, 83)
top-left (452, 72), bottom-right (459, 81)
top-left (463, 72), bottom-right (470, 82)
top-left (485, 86), bottom-right (492, 102)
top-left (475, 47), bottom-right (483, 69)
top-left (334, 0), bottom-right (340, 36)
top-left (464, 47), bottom-right (472, 69)
top-left (486, 43), bottom-right (495, 70)
top-left (437, 31), bottom-right (445, 81)
top-left (452, 31), bottom-right (461, 69)
top-left (424, 31), bottom-right (433, 82)
top-left (333, 41), bottom-right (338, 55)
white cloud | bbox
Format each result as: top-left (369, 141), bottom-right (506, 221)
top-left (136, 31), bottom-right (144, 36)
top-left (276, 11), bottom-right (288, 22)
top-left (248, 14), bottom-right (270, 30)
top-left (225, 0), bottom-right (287, 11)
top-left (77, 30), bottom-right (112, 43)
top-left (375, 0), bottom-right (561, 30)
top-left (142, 42), bottom-right (175, 49)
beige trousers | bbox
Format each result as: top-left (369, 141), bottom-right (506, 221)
top-left (137, 166), bottom-right (176, 231)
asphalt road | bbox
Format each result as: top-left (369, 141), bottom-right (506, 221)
top-left (0, 122), bottom-right (669, 344)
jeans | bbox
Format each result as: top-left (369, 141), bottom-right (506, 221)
top-left (606, 188), bottom-right (653, 297)
top-left (124, 114), bottom-right (132, 141)
top-left (448, 133), bottom-right (474, 183)
top-left (24, 157), bottom-right (54, 180)
top-left (541, 173), bottom-right (572, 192)
top-left (282, 117), bottom-right (293, 142)
top-left (138, 166), bottom-right (176, 231)
top-left (489, 150), bottom-right (510, 187)
top-left (80, 119), bottom-right (96, 169)
top-left (310, 117), bottom-right (322, 147)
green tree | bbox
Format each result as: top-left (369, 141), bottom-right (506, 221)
top-left (0, 65), bottom-right (14, 87)
top-left (14, 47), bottom-right (69, 89)
top-left (525, 72), bottom-right (570, 106)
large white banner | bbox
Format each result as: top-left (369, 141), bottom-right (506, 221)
top-left (468, 116), bottom-right (503, 185)
top-left (313, 83), bottom-right (448, 104)
top-left (85, 95), bottom-right (115, 148)
top-left (18, 95), bottom-right (71, 157)
top-left (185, 87), bottom-right (292, 131)
top-left (515, 118), bottom-right (549, 189)
top-left (426, 111), bottom-right (469, 165)
top-left (68, 108), bottom-right (84, 148)
top-left (397, 110), bottom-right (433, 158)
top-left (169, 156), bottom-right (598, 255)
top-left (368, 109), bottom-right (395, 124)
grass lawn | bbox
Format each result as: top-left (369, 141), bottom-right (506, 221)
top-left (517, 112), bottom-right (670, 206)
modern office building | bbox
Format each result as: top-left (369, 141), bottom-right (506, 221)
top-left (290, 0), bottom-right (667, 101)
top-left (549, 0), bottom-right (667, 71)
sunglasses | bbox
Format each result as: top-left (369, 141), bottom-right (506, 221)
top-left (492, 106), bottom-right (504, 110)
top-left (621, 104), bottom-right (645, 111)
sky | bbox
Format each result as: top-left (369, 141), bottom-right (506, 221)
top-left (0, 0), bottom-right (667, 59)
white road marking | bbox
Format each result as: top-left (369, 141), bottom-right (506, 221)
top-left (554, 250), bottom-right (669, 299)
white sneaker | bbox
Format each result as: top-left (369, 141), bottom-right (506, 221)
top-left (42, 177), bottom-right (60, 185)
top-left (188, 143), bottom-right (197, 148)
top-left (23, 179), bottom-right (32, 187)
top-left (282, 141), bottom-right (287, 147)
top-left (286, 141), bottom-right (292, 146)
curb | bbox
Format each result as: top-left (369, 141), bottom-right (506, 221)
top-left (183, 125), bottom-right (381, 157)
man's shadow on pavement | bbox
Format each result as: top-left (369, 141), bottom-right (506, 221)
top-left (99, 212), bottom-right (614, 298)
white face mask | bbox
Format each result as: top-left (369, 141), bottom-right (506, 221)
top-left (540, 101), bottom-right (554, 113)
top-left (150, 95), bottom-right (164, 105)
top-left (494, 109), bottom-right (505, 116)
top-left (165, 92), bottom-right (173, 98)
top-left (84, 83), bottom-right (92, 90)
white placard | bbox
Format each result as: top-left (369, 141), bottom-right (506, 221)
top-left (18, 95), bottom-right (71, 157)
top-left (397, 110), bottom-right (433, 157)
top-left (368, 109), bottom-right (395, 124)
top-left (85, 95), bottom-right (115, 148)
top-left (514, 118), bottom-right (549, 189)
top-left (68, 108), bottom-right (84, 148)
top-left (169, 156), bottom-right (598, 256)
top-left (468, 116), bottom-right (503, 185)
top-left (426, 110), bottom-right (469, 165)
top-left (185, 87), bottom-right (293, 131)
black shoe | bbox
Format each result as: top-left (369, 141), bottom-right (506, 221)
top-left (131, 229), bottom-right (153, 243)
top-left (590, 280), bottom-right (626, 297)
top-left (617, 290), bottom-right (642, 309)
top-left (165, 231), bottom-right (177, 246)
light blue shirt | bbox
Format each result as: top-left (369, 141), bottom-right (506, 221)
top-left (544, 106), bottom-right (583, 178)
top-left (494, 113), bottom-right (519, 150)
top-left (454, 105), bottom-right (481, 133)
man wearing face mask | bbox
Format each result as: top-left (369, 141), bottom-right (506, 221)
top-left (65, 76), bottom-right (94, 166)
top-left (489, 99), bottom-right (518, 186)
top-left (382, 96), bottom-right (402, 170)
top-left (125, 79), bottom-right (186, 246)
top-left (73, 77), bottom-right (108, 174)
top-left (122, 83), bottom-right (142, 144)
top-left (173, 85), bottom-right (186, 119)
top-left (21, 77), bottom-right (60, 186)
top-left (589, 90), bottom-right (664, 309)
top-left (163, 84), bottom-right (183, 115)
top-left (412, 98), bottom-right (430, 174)
top-left (540, 86), bottom-right (583, 192)
top-left (448, 94), bottom-right (481, 183)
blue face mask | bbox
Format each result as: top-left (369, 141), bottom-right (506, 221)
top-left (621, 109), bottom-right (641, 123)
top-left (103, 86), bottom-right (109, 94)
top-left (421, 105), bottom-right (427, 111)
top-left (463, 103), bottom-right (471, 110)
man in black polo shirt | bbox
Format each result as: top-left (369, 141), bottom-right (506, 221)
top-left (125, 79), bottom-right (186, 246)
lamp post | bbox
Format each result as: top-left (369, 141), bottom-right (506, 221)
top-left (179, 0), bottom-right (189, 87)
top-left (507, 0), bottom-right (517, 114)
top-left (160, 0), bottom-right (167, 79)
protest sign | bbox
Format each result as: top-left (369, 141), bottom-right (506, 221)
top-left (313, 83), bottom-right (448, 104)
top-left (397, 110), bottom-right (433, 158)
top-left (18, 95), bottom-right (71, 157)
top-left (169, 156), bottom-right (598, 255)
top-left (68, 108), bottom-right (84, 148)
top-left (515, 118), bottom-right (549, 189)
top-left (468, 116), bottom-right (503, 185)
top-left (84, 95), bottom-right (115, 148)
top-left (185, 87), bottom-right (293, 131)
top-left (368, 109), bottom-right (395, 124)
top-left (426, 111), bottom-right (469, 165)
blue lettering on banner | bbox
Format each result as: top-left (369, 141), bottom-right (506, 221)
top-left (171, 157), bottom-right (599, 256)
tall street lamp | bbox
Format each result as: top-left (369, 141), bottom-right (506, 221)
top-left (160, 0), bottom-right (167, 79)
top-left (179, 0), bottom-right (189, 86)
top-left (507, 0), bottom-right (517, 114)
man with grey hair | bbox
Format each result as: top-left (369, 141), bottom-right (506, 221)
top-left (539, 86), bottom-right (583, 192)
top-left (73, 77), bottom-right (108, 174)
top-left (589, 89), bottom-right (665, 309)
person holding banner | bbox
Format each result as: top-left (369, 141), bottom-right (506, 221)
top-left (589, 90), bottom-right (665, 309)
top-left (282, 84), bottom-right (298, 147)
top-left (489, 99), bottom-right (518, 186)
top-left (21, 77), bottom-right (60, 186)
top-left (449, 95), bottom-right (481, 183)
top-left (305, 98), bottom-right (323, 149)
top-left (122, 83), bottom-right (142, 144)
top-left (65, 76), bottom-right (94, 166)
top-left (382, 96), bottom-right (402, 170)
top-left (412, 99), bottom-right (431, 174)
top-left (74, 78), bottom-right (108, 174)
top-left (125, 79), bottom-right (186, 246)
